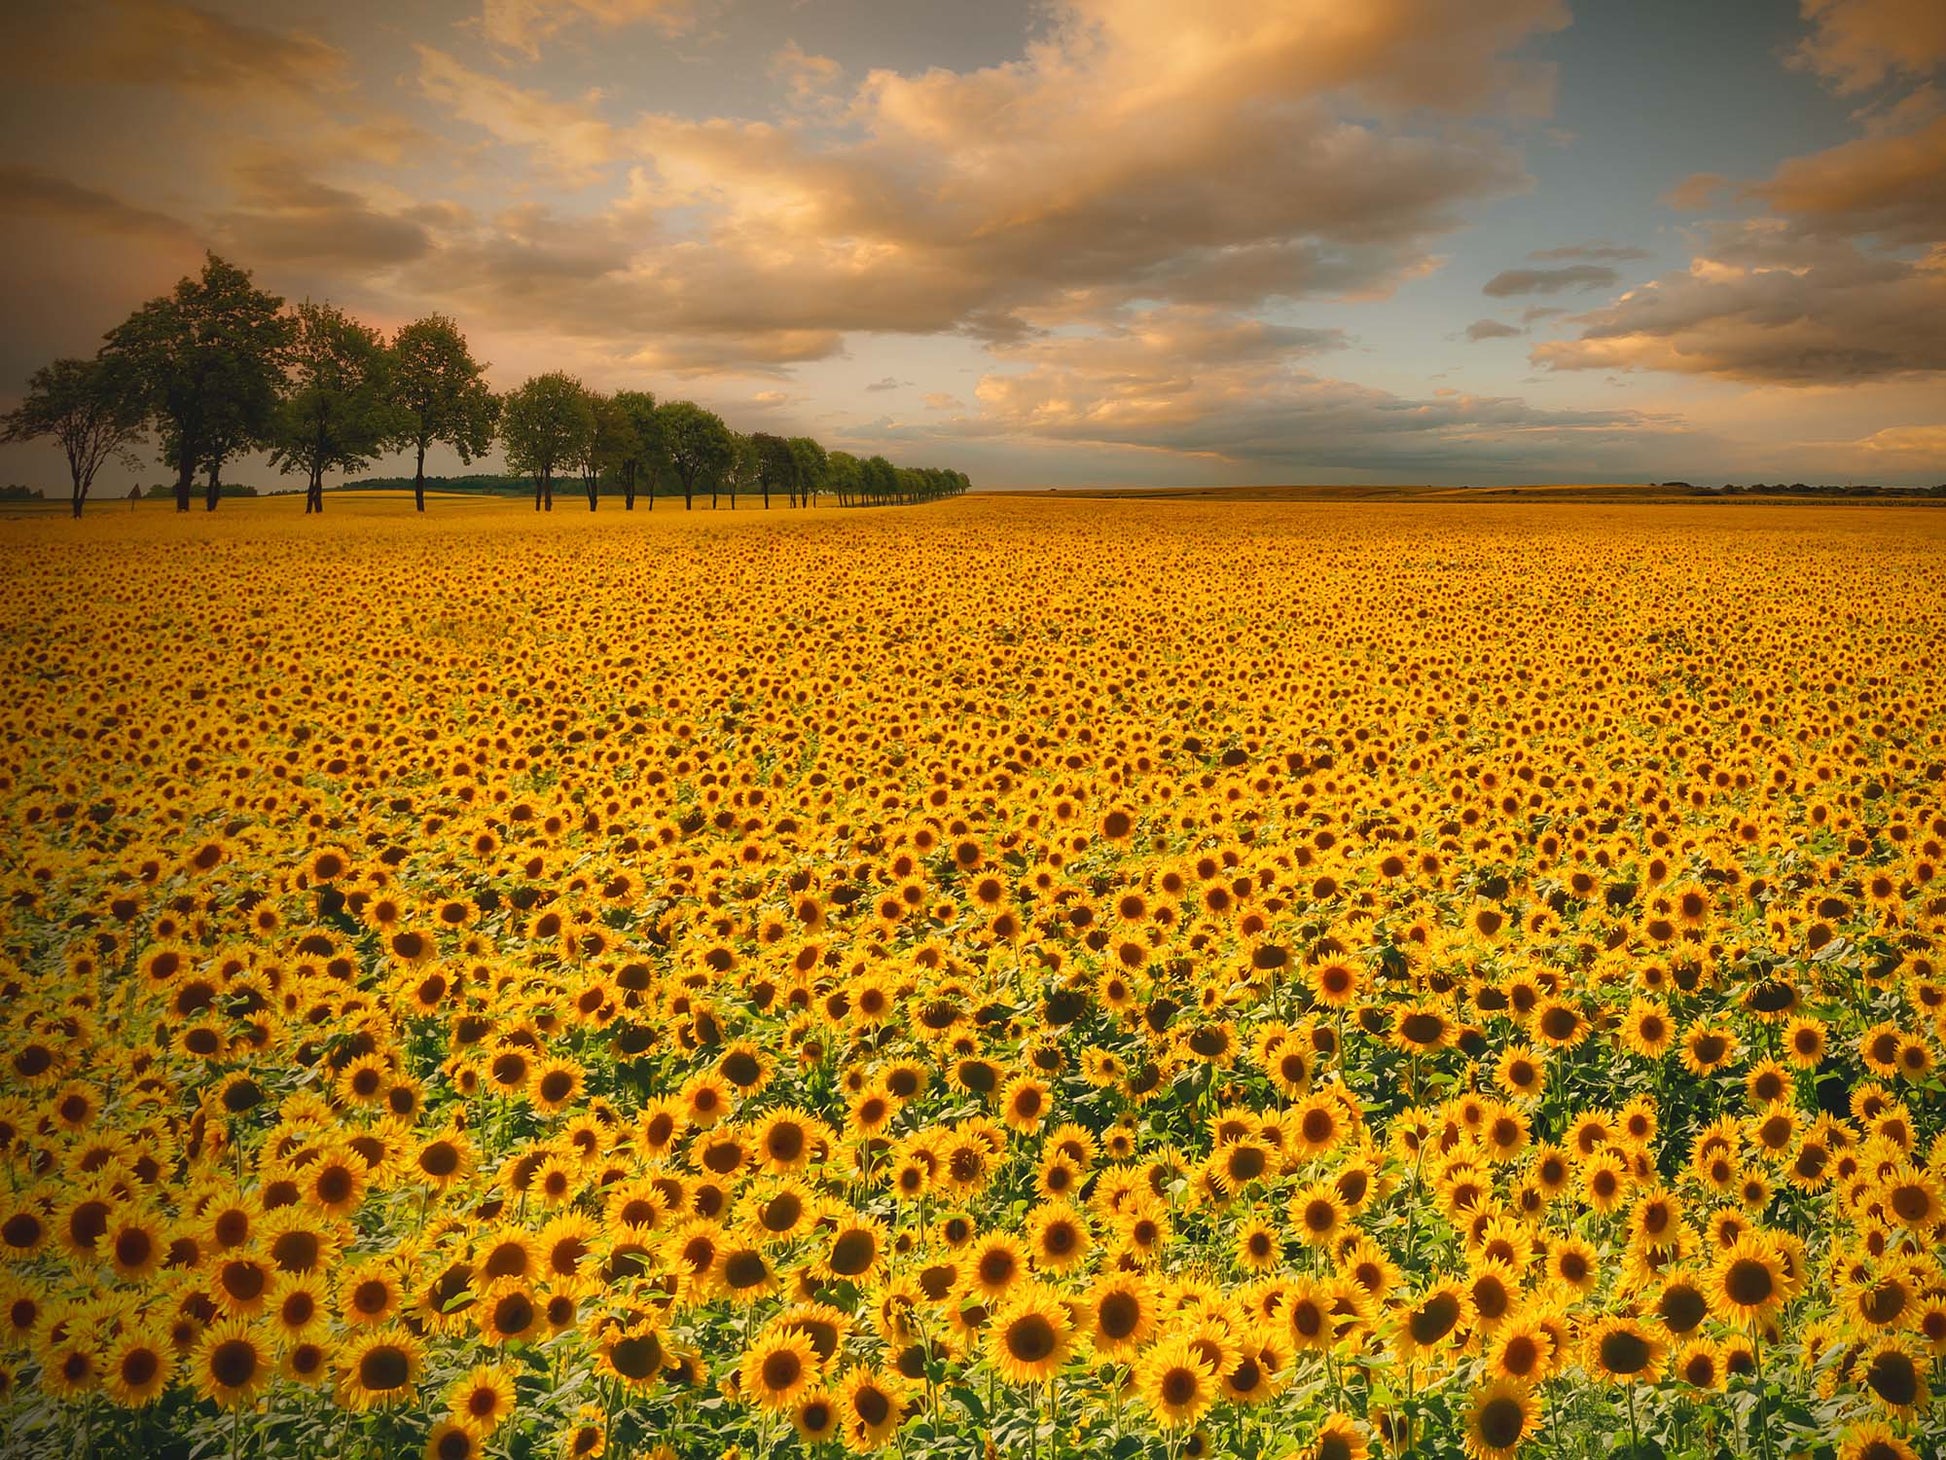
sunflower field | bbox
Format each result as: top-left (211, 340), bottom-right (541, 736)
top-left (0, 495), bottom-right (1942, 1460)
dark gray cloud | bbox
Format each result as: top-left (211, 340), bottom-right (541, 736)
top-left (1465, 317), bottom-right (1523, 341)
top-left (1483, 263), bottom-right (1620, 297)
top-left (1529, 241), bottom-right (1649, 261)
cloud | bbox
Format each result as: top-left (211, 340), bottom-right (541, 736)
top-left (416, 46), bottom-right (619, 180)
top-left (395, 0), bottom-right (1564, 363)
top-left (1662, 173), bottom-right (1730, 211)
top-left (1529, 241), bottom-right (1649, 261)
top-left (1465, 317), bottom-right (1523, 340)
top-left (922, 392), bottom-right (965, 410)
top-left (770, 42), bottom-right (844, 108)
top-left (1791, 0), bottom-right (1946, 94)
top-left (914, 303), bottom-right (1671, 476)
top-left (1483, 263), bottom-right (1621, 296)
top-left (1533, 225), bottom-right (1946, 384)
top-left (1853, 424), bottom-right (1946, 465)
top-left (0, 165), bottom-right (198, 243)
top-left (213, 167), bottom-right (432, 269)
top-left (864, 377), bottom-right (906, 392)
top-left (14, 0), bottom-right (347, 97)
top-left (479, 0), bottom-right (696, 59)
top-left (1748, 113), bottom-right (1946, 245)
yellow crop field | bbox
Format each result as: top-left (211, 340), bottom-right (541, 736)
top-left (0, 497), bottom-right (1942, 1460)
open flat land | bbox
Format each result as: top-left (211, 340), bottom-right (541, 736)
top-left (0, 497), bottom-right (1941, 1459)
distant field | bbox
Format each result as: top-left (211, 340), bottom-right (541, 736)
top-left (1020, 482), bottom-right (1944, 504)
top-left (0, 495), bottom-right (1941, 1460)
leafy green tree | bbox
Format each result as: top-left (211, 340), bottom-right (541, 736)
top-left (578, 391), bottom-right (637, 512)
top-left (863, 454), bottom-right (899, 506)
top-left (270, 301), bottom-right (397, 515)
top-left (655, 400), bottom-right (733, 511)
top-left (502, 372), bottom-right (595, 512)
top-left (611, 390), bottom-right (661, 510)
top-left (826, 449), bottom-right (862, 507)
top-left (749, 432), bottom-right (798, 510)
top-left (387, 314), bottom-right (498, 513)
top-left (785, 436), bottom-right (826, 507)
top-left (102, 252), bottom-right (292, 512)
top-left (0, 355), bottom-right (145, 517)
top-left (723, 431), bottom-right (762, 510)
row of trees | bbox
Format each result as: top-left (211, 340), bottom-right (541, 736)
top-left (0, 253), bottom-right (972, 517)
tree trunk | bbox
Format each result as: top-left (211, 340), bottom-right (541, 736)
top-left (585, 469), bottom-right (598, 511)
top-left (542, 469), bottom-right (553, 511)
top-left (306, 463), bottom-right (324, 514)
top-left (414, 440), bottom-right (427, 513)
top-left (683, 476), bottom-right (693, 510)
top-left (71, 486), bottom-right (84, 519)
top-left (762, 482), bottom-right (770, 510)
top-left (204, 459), bottom-right (222, 512)
top-left (624, 461), bottom-right (635, 510)
top-left (175, 441), bottom-right (194, 512)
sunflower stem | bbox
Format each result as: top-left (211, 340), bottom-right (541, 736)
top-left (1751, 1320), bottom-right (1776, 1460)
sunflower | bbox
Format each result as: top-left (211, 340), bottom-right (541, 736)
top-left (1856, 1336), bottom-right (1928, 1418)
top-left (1782, 1016), bottom-right (1828, 1069)
top-left (1276, 1182), bottom-right (1341, 1249)
top-left (987, 1284), bottom-right (1072, 1383)
top-left (1026, 1203), bottom-right (1089, 1273)
top-left (1673, 1338), bottom-right (1722, 1391)
top-left (1706, 1234), bottom-right (1787, 1325)
top-left (339, 1325), bottom-right (423, 1411)
top-left (1463, 1379), bottom-right (1537, 1460)
top-left (560, 1404), bottom-right (608, 1458)
top-left (1137, 1335), bottom-right (1217, 1429)
top-left (425, 1422), bottom-right (481, 1460)
top-left (822, 1218), bottom-right (884, 1283)
top-left (1394, 1283), bottom-right (1466, 1363)
top-left (476, 1278), bottom-right (543, 1347)
top-left (597, 1323), bottom-right (667, 1392)
top-left (1837, 1420), bottom-right (1920, 1460)
top-left (1680, 1022), bottom-right (1739, 1076)
top-left (1585, 1317), bottom-right (1665, 1384)
top-left (999, 1074), bottom-right (1051, 1133)
top-left (837, 1365), bottom-right (906, 1453)
top-left (194, 1318), bottom-right (272, 1408)
top-left (102, 1329), bottom-right (173, 1407)
top-left (1236, 1217), bottom-right (1282, 1272)
top-left (1880, 1165), bottom-right (1943, 1231)
top-left (447, 1362), bottom-right (519, 1436)
top-left (792, 1387), bottom-right (841, 1445)
top-left (1619, 998), bottom-right (1675, 1059)
top-left (1306, 1413), bottom-right (1369, 1460)
top-left (744, 1329), bottom-right (818, 1410)
top-left (1085, 1272), bottom-right (1156, 1357)
top-left (1486, 1312), bottom-right (1557, 1383)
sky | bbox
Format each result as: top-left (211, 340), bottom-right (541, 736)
top-left (0, 0), bottom-right (1943, 490)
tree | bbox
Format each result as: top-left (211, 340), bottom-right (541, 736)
top-left (578, 391), bottom-right (636, 512)
top-left (826, 450), bottom-right (862, 507)
top-left (270, 301), bottom-right (397, 515)
top-left (611, 390), bottom-right (661, 510)
top-left (102, 253), bottom-right (291, 512)
top-left (785, 436), bottom-right (826, 508)
top-left (387, 315), bottom-right (498, 513)
top-left (723, 431), bottom-right (762, 510)
top-left (749, 432), bottom-right (798, 510)
top-left (863, 454), bottom-right (899, 506)
top-left (501, 373), bottom-right (594, 512)
top-left (656, 401), bottom-right (733, 511)
top-left (0, 355), bottom-right (145, 517)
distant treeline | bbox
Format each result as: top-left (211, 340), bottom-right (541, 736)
top-left (1666, 482), bottom-right (1946, 497)
top-left (1, 253), bottom-right (971, 518)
